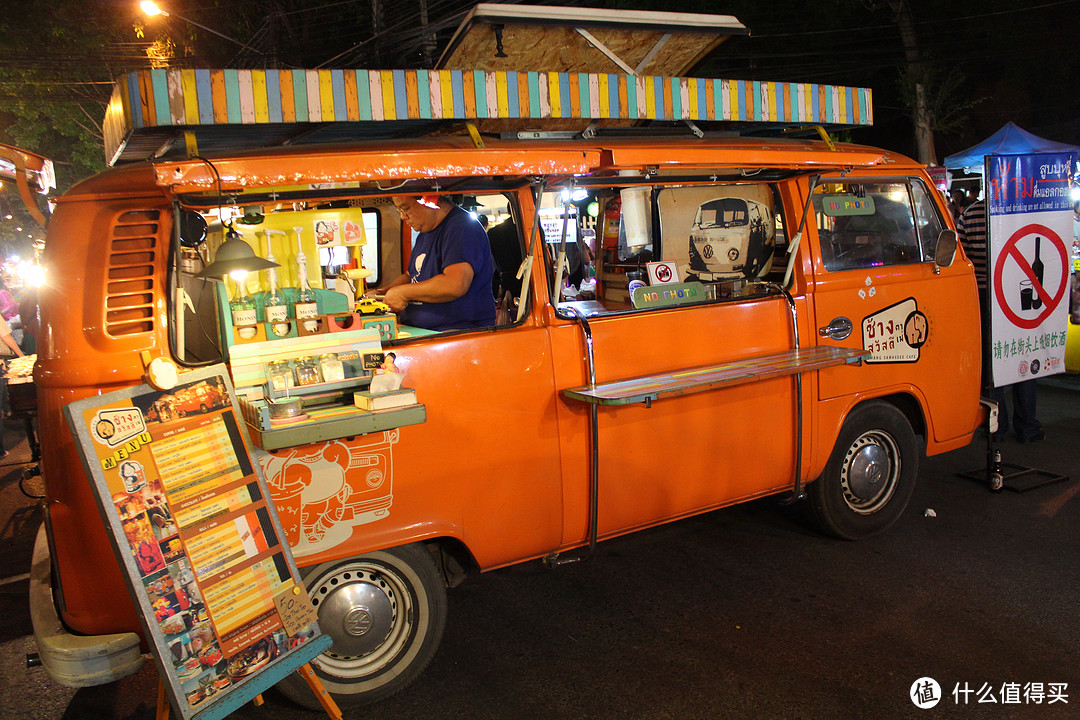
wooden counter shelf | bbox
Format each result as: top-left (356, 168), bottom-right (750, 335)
top-left (563, 346), bottom-right (869, 407)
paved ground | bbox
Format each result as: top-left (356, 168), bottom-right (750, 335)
top-left (3, 376), bottom-right (1079, 720)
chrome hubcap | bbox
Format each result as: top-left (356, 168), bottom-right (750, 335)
top-left (841, 431), bottom-right (899, 514)
top-left (319, 578), bottom-right (394, 657)
top-left (306, 559), bottom-right (415, 680)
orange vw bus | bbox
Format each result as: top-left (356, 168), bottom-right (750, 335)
top-left (29, 6), bottom-right (983, 709)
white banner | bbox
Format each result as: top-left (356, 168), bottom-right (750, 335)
top-left (987, 152), bottom-right (1076, 385)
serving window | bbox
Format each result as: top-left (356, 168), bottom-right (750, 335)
top-left (545, 181), bottom-right (791, 318)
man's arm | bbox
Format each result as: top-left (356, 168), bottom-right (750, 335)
top-left (381, 273), bottom-right (410, 290)
top-left (383, 262), bottom-right (474, 312)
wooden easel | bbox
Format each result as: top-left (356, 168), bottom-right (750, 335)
top-left (155, 661), bottom-right (342, 720)
top-left (295, 663), bottom-right (343, 719)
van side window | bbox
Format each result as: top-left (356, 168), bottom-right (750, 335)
top-left (813, 180), bottom-right (924, 272)
top-left (910, 180), bottom-right (947, 263)
top-left (474, 194), bottom-right (525, 325)
top-left (541, 190), bottom-right (599, 306)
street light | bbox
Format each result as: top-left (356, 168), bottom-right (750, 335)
top-left (139, 1), bottom-right (260, 56)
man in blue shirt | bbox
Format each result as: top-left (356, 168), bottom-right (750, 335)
top-left (383, 195), bottom-right (497, 331)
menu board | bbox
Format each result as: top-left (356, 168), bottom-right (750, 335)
top-left (65, 365), bottom-right (329, 720)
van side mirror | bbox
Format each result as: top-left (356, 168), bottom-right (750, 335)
top-left (934, 229), bottom-right (958, 270)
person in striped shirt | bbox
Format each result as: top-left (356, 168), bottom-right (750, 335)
top-left (957, 200), bottom-right (1044, 443)
top-left (957, 201), bottom-right (987, 290)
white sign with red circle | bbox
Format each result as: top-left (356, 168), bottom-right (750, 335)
top-left (989, 214), bottom-right (1070, 385)
top-left (646, 260), bottom-right (680, 285)
top-left (992, 223), bottom-right (1068, 329)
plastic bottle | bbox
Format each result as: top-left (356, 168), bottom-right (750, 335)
top-left (293, 226), bottom-right (319, 332)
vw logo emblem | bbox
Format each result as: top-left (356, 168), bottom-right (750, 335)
top-left (344, 607), bottom-right (373, 636)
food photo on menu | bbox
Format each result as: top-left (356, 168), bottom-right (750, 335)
top-left (122, 511), bottom-right (167, 576)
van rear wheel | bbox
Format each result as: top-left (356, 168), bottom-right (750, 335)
top-left (807, 401), bottom-right (918, 540)
top-left (277, 544), bottom-right (446, 708)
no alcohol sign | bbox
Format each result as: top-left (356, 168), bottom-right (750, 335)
top-left (992, 223), bottom-right (1069, 330)
top-left (985, 150), bottom-right (1075, 386)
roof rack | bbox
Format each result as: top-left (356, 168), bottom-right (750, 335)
top-left (101, 5), bottom-right (871, 165)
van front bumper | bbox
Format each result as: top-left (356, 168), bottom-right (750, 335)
top-left (29, 523), bottom-right (144, 687)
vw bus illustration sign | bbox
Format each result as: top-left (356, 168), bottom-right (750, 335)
top-left (687, 187), bottom-right (775, 280)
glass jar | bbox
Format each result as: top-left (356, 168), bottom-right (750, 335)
top-left (318, 352), bottom-right (345, 383)
top-left (293, 356), bottom-right (321, 386)
top-left (267, 360), bottom-right (294, 393)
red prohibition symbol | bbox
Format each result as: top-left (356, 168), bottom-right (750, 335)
top-left (992, 223), bottom-right (1068, 330)
top-left (655, 264), bottom-right (673, 282)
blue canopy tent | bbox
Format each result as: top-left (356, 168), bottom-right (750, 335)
top-left (944, 121), bottom-right (1078, 172)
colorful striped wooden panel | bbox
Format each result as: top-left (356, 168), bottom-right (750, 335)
top-left (103, 68), bottom-right (872, 158)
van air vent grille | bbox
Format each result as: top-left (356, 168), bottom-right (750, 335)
top-left (105, 210), bottom-right (159, 337)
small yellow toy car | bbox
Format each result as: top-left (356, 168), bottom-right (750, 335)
top-left (355, 296), bottom-right (392, 315)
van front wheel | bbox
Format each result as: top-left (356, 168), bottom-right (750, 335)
top-left (277, 544), bottom-right (447, 708)
top-left (807, 401), bottom-right (918, 540)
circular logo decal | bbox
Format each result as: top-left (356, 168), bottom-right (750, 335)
top-left (95, 418), bottom-right (116, 441)
top-left (344, 607), bottom-right (373, 636)
top-left (904, 310), bottom-right (929, 349)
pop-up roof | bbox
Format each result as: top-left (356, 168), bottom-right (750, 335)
top-left (436, 3), bottom-right (747, 76)
top-left (101, 4), bottom-right (872, 166)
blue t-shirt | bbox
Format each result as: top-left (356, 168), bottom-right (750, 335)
top-left (401, 207), bottom-right (496, 331)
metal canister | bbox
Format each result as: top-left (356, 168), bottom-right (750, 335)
top-left (268, 396), bottom-right (303, 420)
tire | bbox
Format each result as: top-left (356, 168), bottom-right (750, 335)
top-left (277, 543), bottom-right (447, 708)
top-left (807, 401), bottom-right (919, 540)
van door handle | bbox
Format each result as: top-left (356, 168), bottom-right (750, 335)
top-left (818, 316), bottom-right (853, 341)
